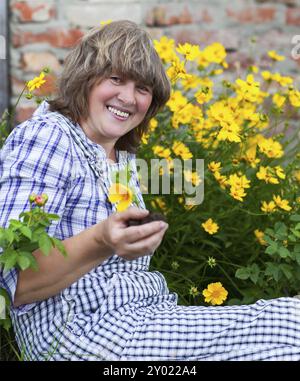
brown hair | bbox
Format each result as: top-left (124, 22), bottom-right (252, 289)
top-left (48, 20), bottom-right (171, 152)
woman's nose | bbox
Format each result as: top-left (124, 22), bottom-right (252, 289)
top-left (117, 82), bottom-right (136, 105)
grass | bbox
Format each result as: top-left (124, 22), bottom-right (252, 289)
top-left (0, 327), bottom-right (19, 361)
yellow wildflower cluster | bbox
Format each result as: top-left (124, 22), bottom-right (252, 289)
top-left (256, 166), bottom-right (286, 184)
top-left (261, 195), bottom-right (292, 213)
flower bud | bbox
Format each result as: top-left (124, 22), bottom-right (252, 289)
top-left (34, 195), bottom-right (45, 207)
top-left (41, 193), bottom-right (48, 204)
top-left (29, 193), bottom-right (37, 203)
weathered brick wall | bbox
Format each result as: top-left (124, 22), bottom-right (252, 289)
top-left (9, 0), bottom-right (300, 122)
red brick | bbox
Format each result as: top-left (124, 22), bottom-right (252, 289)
top-left (145, 5), bottom-right (193, 26)
top-left (286, 8), bottom-right (300, 25)
top-left (201, 9), bottom-right (213, 23)
top-left (226, 7), bottom-right (276, 23)
top-left (11, 1), bottom-right (56, 23)
top-left (13, 28), bottom-right (84, 48)
top-left (21, 52), bottom-right (61, 73)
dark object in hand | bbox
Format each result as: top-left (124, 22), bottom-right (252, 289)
top-left (127, 211), bottom-right (167, 226)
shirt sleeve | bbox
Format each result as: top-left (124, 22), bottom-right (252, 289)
top-left (0, 117), bottom-right (73, 315)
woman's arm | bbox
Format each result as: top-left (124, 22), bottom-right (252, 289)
top-left (14, 207), bottom-right (168, 307)
top-left (14, 222), bottom-right (113, 307)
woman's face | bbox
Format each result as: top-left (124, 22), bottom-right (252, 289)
top-left (81, 74), bottom-right (153, 147)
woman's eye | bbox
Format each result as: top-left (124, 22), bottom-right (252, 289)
top-left (110, 76), bottom-right (121, 83)
top-left (137, 85), bottom-right (151, 94)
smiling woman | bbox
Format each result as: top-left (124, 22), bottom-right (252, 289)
top-left (48, 21), bottom-right (170, 154)
top-left (1, 20), bottom-right (300, 362)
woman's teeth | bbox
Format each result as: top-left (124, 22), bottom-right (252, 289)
top-left (107, 106), bottom-right (130, 119)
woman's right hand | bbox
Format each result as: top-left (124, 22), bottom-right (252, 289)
top-left (96, 207), bottom-right (169, 260)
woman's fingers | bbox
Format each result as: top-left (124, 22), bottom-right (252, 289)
top-left (125, 220), bottom-right (168, 244)
top-left (119, 224), bottom-right (168, 258)
top-left (115, 206), bottom-right (149, 224)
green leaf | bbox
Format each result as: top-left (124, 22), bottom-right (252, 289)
top-left (278, 246), bottom-right (290, 258)
top-left (38, 234), bottom-right (53, 256)
top-left (5, 229), bottom-right (15, 245)
top-left (51, 237), bottom-right (67, 258)
top-left (249, 264), bottom-right (260, 284)
top-left (274, 222), bottom-right (287, 237)
top-left (17, 255), bottom-right (31, 271)
top-left (235, 267), bottom-right (250, 280)
top-left (293, 252), bottom-right (300, 266)
top-left (45, 213), bottom-right (60, 220)
top-left (3, 251), bottom-right (18, 272)
top-left (279, 264), bottom-right (293, 280)
top-left (19, 251), bottom-right (38, 271)
top-left (265, 244), bottom-right (278, 255)
top-left (9, 219), bottom-right (23, 229)
top-left (20, 226), bottom-right (32, 240)
top-left (265, 262), bottom-right (280, 282)
top-left (290, 229), bottom-right (300, 238)
top-left (263, 235), bottom-right (276, 246)
top-left (265, 228), bottom-right (275, 237)
top-left (290, 214), bottom-right (300, 222)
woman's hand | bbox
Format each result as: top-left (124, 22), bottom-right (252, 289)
top-left (96, 207), bottom-right (169, 260)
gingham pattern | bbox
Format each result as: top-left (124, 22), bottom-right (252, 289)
top-left (1, 102), bottom-right (300, 361)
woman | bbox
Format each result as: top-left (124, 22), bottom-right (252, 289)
top-left (1, 20), bottom-right (300, 361)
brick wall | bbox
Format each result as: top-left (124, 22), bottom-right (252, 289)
top-left (9, 0), bottom-right (300, 122)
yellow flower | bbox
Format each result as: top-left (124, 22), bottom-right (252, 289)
top-left (254, 229), bottom-right (267, 246)
top-left (227, 173), bottom-right (251, 189)
top-left (167, 58), bottom-right (191, 84)
top-left (268, 50), bottom-right (285, 61)
top-left (195, 87), bottom-right (213, 105)
top-left (176, 43), bottom-right (201, 61)
top-left (235, 74), bottom-right (261, 103)
top-left (214, 171), bottom-right (228, 190)
top-left (184, 170), bottom-right (201, 186)
top-left (256, 166), bottom-right (279, 184)
top-left (208, 161), bottom-right (222, 173)
top-left (293, 170), bottom-right (300, 182)
top-left (151, 197), bottom-right (167, 211)
top-left (172, 141), bottom-right (193, 160)
top-left (152, 145), bottom-right (171, 159)
top-left (202, 42), bottom-right (227, 65)
top-left (154, 36), bottom-right (177, 63)
top-left (258, 137), bottom-right (284, 159)
top-left (288, 89), bottom-right (300, 107)
top-left (27, 72), bottom-right (46, 92)
top-left (274, 166), bottom-right (286, 180)
top-left (108, 183), bottom-right (133, 212)
top-left (149, 118), bottom-right (158, 132)
top-left (261, 200), bottom-right (277, 213)
top-left (166, 90), bottom-right (188, 113)
top-left (229, 186), bottom-right (247, 202)
top-left (202, 282), bottom-right (228, 305)
top-left (272, 93), bottom-right (286, 108)
top-left (261, 70), bottom-right (272, 81)
top-left (202, 218), bottom-right (219, 235)
top-left (272, 72), bottom-right (293, 87)
top-left (100, 19), bottom-right (112, 26)
top-left (273, 195), bottom-right (292, 211)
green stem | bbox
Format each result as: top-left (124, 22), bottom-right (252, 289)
top-left (217, 263), bottom-right (243, 295)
